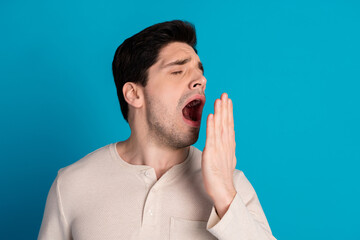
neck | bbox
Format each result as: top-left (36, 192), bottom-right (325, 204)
top-left (116, 128), bottom-right (190, 179)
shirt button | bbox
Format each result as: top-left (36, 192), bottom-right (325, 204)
top-left (144, 171), bottom-right (149, 176)
top-left (148, 209), bottom-right (153, 216)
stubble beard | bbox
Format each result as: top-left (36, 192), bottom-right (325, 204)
top-left (145, 95), bottom-right (200, 149)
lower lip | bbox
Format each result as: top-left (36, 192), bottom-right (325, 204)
top-left (182, 115), bottom-right (201, 128)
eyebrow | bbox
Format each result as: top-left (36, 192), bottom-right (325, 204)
top-left (163, 57), bottom-right (204, 74)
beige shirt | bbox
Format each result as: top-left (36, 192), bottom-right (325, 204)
top-left (38, 142), bottom-right (276, 240)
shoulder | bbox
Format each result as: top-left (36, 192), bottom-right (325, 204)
top-left (56, 143), bottom-right (115, 186)
top-left (233, 170), bottom-right (261, 205)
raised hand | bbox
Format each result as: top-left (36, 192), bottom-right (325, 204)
top-left (202, 93), bottom-right (237, 218)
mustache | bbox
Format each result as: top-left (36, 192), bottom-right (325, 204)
top-left (178, 91), bottom-right (205, 108)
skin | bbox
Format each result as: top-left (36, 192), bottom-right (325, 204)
top-left (116, 42), bottom-right (236, 219)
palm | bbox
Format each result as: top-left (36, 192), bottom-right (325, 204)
top-left (201, 93), bottom-right (237, 199)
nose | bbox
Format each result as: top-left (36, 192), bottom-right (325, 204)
top-left (189, 74), bottom-right (207, 92)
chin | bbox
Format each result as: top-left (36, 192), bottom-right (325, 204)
top-left (174, 127), bottom-right (200, 148)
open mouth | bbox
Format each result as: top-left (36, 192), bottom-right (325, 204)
top-left (182, 99), bottom-right (202, 121)
top-left (182, 96), bottom-right (205, 127)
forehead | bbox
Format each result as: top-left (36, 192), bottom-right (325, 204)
top-left (157, 42), bottom-right (199, 65)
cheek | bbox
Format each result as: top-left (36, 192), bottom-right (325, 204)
top-left (160, 93), bottom-right (182, 116)
top-left (162, 89), bottom-right (179, 101)
top-left (151, 84), bottom-right (183, 109)
top-left (146, 74), bottom-right (186, 113)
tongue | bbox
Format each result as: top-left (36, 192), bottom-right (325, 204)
top-left (183, 106), bottom-right (197, 121)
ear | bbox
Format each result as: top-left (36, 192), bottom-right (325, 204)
top-left (122, 82), bottom-right (143, 109)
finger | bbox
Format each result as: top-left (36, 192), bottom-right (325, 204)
top-left (205, 113), bottom-right (215, 147)
top-left (214, 98), bottom-right (222, 143)
top-left (228, 98), bottom-right (235, 149)
top-left (221, 93), bottom-right (229, 138)
top-left (228, 98), bottom-right (234, 132)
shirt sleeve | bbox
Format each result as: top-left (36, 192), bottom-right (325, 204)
top-left (38, 171), bottom-right (72, 240)
top-left (206, 170), bottom-right (276, 240)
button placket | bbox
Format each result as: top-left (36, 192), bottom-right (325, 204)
top-left (143, 199), bottom-right (157, 226)
top-left (142, 179), bottom-right (160, 227)
top-left (141, 169), bottom-right (157, 188)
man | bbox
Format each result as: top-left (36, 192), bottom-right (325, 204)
top-left (38, 20), bottom-right (276, 240)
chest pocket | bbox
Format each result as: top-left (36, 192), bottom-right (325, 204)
top-left (169, 216), bottom-right (217, 240)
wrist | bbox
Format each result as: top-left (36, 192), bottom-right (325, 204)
top-left (212, 188), bottom-right (237, 218)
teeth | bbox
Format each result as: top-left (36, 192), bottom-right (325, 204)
top-left (186, 99), bottom-right (201, 108)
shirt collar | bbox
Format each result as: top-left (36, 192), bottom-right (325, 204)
top-left (109, 142), bottom-right (194, 179)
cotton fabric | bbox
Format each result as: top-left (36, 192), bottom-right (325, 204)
top-left (38, 142), bottom-right (276, 240)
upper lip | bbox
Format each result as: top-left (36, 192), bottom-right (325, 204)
top-left (182, 93), bottom-right (206, 110)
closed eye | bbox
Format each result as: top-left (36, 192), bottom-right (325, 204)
top-left (171, 71), bottom-right (183, 75)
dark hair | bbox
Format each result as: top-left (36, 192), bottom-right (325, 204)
top-left (112, 20), bottom-right (197, 122)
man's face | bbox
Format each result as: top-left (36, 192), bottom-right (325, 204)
top-left (143, 41), bottom-right (207, 149)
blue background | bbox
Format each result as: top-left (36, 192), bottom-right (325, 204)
top-left (1, 0), bottom-right (359, 239)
